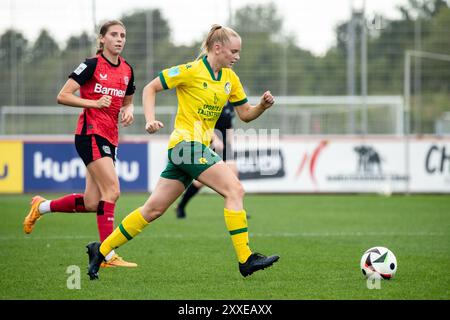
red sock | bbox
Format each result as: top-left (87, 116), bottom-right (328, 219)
top-left (96, 201), bottom-right (115, 242)
top-left (50, 194), bottom-right (88, 212)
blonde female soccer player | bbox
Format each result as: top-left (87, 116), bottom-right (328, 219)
top-left (86, 24), bottom-right (279, 279)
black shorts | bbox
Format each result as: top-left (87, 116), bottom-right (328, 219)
top-left (75, 134), bottom-right (117, 166)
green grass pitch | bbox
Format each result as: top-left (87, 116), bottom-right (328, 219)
top-left (0, 193), bottom-right (449, 299)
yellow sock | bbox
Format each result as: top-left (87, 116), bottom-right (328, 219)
top-left (224, 208), bottom-right (252, 263)
top-left (100, 207), bottom-right (149, 257)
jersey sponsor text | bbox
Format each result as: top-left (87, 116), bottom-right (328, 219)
top-left (94, 83), bottom-right (126, 97)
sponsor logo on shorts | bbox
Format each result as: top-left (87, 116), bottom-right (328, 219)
top-left (102, 146), bottom-right (111, 155)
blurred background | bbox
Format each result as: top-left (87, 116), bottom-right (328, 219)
top-left (0, 0), bottom-right (449, 194)
top-left (0, 0), bottom-right (449, 136)
top-left (1, 2), bottom-right (448, 301)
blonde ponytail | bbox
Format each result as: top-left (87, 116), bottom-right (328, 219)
top-left (196, 24), bottom-right (240, 60)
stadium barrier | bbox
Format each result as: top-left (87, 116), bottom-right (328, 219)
top-left (1, 135), bottom-right (448, 194)
top-left (0, 139), bottom-right (148, 193)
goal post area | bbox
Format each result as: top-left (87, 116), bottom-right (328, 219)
top-left (0, 97), bottom-right (404, 136)
top-left (245, 95), bottom-right (404, 136)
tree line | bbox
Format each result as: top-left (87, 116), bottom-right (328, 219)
top-left (0, 0), bottom-right (448, 109)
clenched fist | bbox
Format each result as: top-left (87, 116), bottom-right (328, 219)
top-left (96, 95), bottom-right (112, 108)
top-left (260, 91), bottom-right (275, 109)
top-left (145, 120), bottom-right (164, 134)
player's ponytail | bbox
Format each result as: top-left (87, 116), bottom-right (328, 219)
top-left (96, 20), bottom-right (126, 55)
top-left (196, 24), bottom-right (240, 60)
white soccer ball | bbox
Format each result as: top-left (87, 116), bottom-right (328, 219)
top-left (360, 246), bottom-right (397, 280)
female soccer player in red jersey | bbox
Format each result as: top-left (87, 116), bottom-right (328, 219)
top-left (23, 20), bottom-right (137, 268)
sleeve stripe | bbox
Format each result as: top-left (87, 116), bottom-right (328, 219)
top-left (159, 72), bottom-right (169, 90)
top-left (229, 98), bottom-right (248, 107)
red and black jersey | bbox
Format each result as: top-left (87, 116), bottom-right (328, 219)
top-left (69, 53), bottom-right (135, 146)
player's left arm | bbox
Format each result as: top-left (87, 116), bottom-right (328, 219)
top-left (235, 91), bottom-right (275, 123)
top-left (121, 65), bottom-right (136, 127)
top-left (121, 95), bottom-right (134, 127)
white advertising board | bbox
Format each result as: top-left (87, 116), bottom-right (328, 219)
top-left (147, 137), bottom-right (450, 193)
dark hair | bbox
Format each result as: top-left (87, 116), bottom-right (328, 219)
top-left (96, 20), bottom-right (126, 54)
top-left (197, 24), bottom-right (241, 60)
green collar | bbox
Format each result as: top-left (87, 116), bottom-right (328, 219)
top-left (202, 56), bottom-right (222, 81)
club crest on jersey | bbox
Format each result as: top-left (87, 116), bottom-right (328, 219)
top-left (99, 73), bottom-right (108, 80)
top-left (124, 76), bottom-right (129, 85)
top-left (224, 82), bottom-right (231, 94)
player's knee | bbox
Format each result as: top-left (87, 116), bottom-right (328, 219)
top-left (150, 209), bottom-right (165, 220)
top-left (102, 186), bottom-right (120, 203)
top-left (110, 188), bottom-right (121, 202)
top-left (225, 182), bottom-right (245, 201)
top-left (84, 199), bottom-right (99, 212)
top-left (236, 183), bottom-right (245, 199)
top-left (141, 203), bottom-right (166, 221)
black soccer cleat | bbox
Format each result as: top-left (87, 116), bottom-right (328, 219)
top-left (86, 241), bottom-right (105, 280)
top-left (239, 252), bottom-right (280, 277)
top-left (175, 205), bottom-right (186, 219)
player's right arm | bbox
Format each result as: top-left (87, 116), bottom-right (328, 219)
top-left (57, 79), bottom-right (111, 109)
top-left (56, 58), bottom-right (111, 109)
top-left (143, 76), bottom-right (165, 134)
top-left (143, 63), bottom-right (191, 134)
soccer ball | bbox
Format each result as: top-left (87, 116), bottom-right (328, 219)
top-left (360, 246), bottom-right (397, 280)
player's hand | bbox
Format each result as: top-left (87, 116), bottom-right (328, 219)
top-left (96, 95), bottom-right (112, 108)
top-left (260, 91), bottom-right (275, 109)
top-left (121, 106), bottom-right (134, 127)
top-left (145, 120), bottom-right (164, 134)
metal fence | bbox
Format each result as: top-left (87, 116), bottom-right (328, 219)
top-left (1, 1), bottom-right (449, 136)
top-left (0, 95), bottom-right (405, 136)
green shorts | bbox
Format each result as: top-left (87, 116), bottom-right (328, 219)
top-left (160, 141), bottom-right (223, 188)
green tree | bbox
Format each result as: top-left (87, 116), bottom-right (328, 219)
top-left (65, 32), bottom-right (94, 52)
top-left (0, 29), bottom-right (28, 66)
top-left (31, 29), bottom-right (60, 62)
top-left (423, 5), bottom-right (450, 54)
top-left (233, 2), bottom-right (282, 34)
top-left (231, 3), bottom-right (285, 95)
top-left (120, 9), bottom-right (174, 104)
top-left (421, 6), bottom-right (450, 94)
top-left (0, 30), bottom-right (28, 105)
top-left (327, 0), bottom-right (449, 94)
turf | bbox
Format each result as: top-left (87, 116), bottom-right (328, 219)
top-left (0, 193), bottom-right (449, 300)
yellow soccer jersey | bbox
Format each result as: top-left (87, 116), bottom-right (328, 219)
top-left (159, 56), bottom-right (248, 149)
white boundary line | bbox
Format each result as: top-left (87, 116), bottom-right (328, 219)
top-left (0, 231), bottom-right (446, 241)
